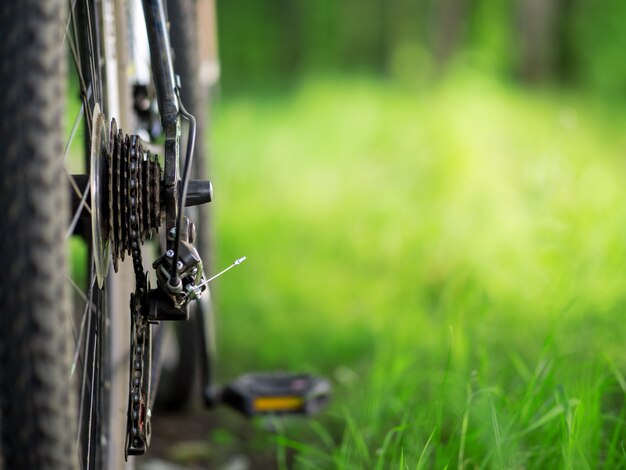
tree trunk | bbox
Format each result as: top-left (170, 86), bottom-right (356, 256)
top-left (517, 0), bottom-right (560, 83)
top-left (432, 0), bottom-right (471, 67)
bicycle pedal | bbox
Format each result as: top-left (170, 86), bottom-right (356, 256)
top-left (220, 372), bottom-right (330, 417)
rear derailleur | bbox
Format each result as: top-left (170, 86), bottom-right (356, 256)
top-left (80, 104), bottom-right (214, 457)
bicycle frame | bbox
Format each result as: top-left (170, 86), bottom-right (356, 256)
top-left (142, 0), bottom-right (180, 246)
top-left (140, 0), bottom-right (215, 413)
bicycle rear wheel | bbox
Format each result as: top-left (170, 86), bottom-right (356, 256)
top-left (0, 1), bottom-right (132, 468)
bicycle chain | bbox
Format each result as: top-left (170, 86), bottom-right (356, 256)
top-left (124, 134), bottom-right (156, 457)
top-left (103, 122), bottom-right (161, 457)
top-left (126, 289), bottom-right (151, 457)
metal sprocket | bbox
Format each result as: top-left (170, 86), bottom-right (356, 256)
top-left (89, 107), bottom-right (163, 282)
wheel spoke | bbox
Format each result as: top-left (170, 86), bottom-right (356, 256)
top-left (66, 179), bottom-right (92, 240)
top-left (65, 9), bottom-right (93, 132)
top-left (69, 273), bottom-right (97, 379)
top-left (86, 315), bottom-right (98, 467)
top-left (67, 273), bottom-right (98, 314)
top-left (63, 102), bottom-right (85, 164)
top-left (68, 263), bottom-right (98, 388)
top-left (75, 265), bottom-right (95, 443)
top-left (62, 0), bottom-right (80, 48)
top-left (83, 0), bottom-right (101, 107)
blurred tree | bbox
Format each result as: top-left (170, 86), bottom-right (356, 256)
top-left (278, 0), bottom-right (303, 73)
top-left (297, 0), bottom-right (337, 72)
top-left (467, 0), bottom-right (514, 75)
top-left (432, 0), bottom-right (471, 67)
top-left (215, 0), bottom-right (626, 98)
top-left (516, 0), bottom-right (560, 82)
top-left (569, 0), bottom-right (626, 97)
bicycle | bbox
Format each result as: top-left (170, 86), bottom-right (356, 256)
top-left (0, 1), bottom-right (329, 469)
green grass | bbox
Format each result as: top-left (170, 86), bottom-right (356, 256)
top-left (210, 73), bottom-right (626, 469)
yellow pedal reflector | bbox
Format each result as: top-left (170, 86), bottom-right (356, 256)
top-left (253, 396), bottom-right (304, 413)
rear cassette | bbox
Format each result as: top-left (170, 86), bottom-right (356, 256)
top-left (90, 106), bottom-right (163, 284)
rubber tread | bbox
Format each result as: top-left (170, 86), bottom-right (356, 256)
top-left (0, 1), bottom-right (77, 469)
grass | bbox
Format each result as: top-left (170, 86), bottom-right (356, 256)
top-left (209, 73), bottom-right (626, 468)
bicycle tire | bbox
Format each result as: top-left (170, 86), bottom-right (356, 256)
top-left (0, 1), bottom-right (76, 468)
top-left (0, 1), bottom-right (132, 468)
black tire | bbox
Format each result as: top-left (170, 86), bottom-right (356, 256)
top-left (155, 0), bottom-right (214, 410)
top-left (0, 2), bottom-right (75, 468)
top-left (0, 2), bottom-right (126, 468)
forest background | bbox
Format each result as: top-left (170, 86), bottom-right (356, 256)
top-left (155, 1), bottom-right (626, 468)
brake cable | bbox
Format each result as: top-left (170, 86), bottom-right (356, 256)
top-left (168, 87), bottom-right (196, 292)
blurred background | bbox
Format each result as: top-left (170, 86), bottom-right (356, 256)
top-left (148, 0), bottom-right (626, 468)
top-left (217, 0), bottom-right (625, 92)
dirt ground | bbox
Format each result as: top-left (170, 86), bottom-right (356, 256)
top-left (142, 408), bottom-right (287, 470)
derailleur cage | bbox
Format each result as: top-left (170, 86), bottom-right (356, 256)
top-left (150, 216), bottom-right (207, 319)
